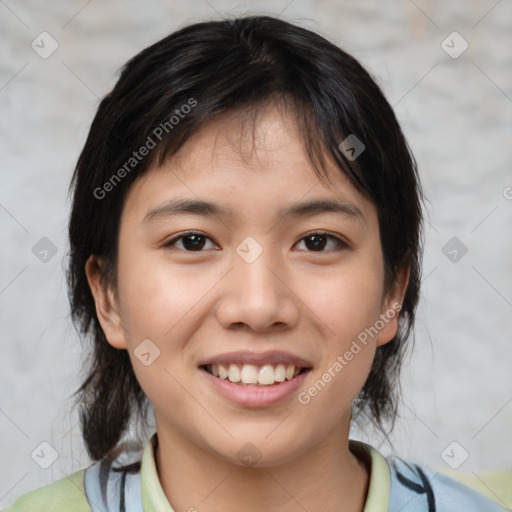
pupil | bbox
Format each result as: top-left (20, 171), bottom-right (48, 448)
top-left (184, 235), bottom-right (205, 250)
top-left (306, 234), bottom-right (326, 251)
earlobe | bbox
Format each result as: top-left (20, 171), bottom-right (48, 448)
top-left (85, 255), bottom-right (127, 349)
top-left (376, 264), bottom-right (410, 347)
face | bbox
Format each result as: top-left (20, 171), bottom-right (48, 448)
top-left (87, 105), bottom-right (405, 467)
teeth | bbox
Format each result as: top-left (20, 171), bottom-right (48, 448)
top-left (240, 364), bottom-right (258, 384)
top-left (274, 364), bottom-right (286, 382)
top-left (228, 363), bottom-right (241, 383)
top-left (258, 364), bottom-right (275, 385)
top-left (208, 363), bottom-right (303, 385)
top-left (218, 364), bottom-right (228, 380)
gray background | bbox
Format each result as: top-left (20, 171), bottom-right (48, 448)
top-left (1, 0), bottom-right (511, 507)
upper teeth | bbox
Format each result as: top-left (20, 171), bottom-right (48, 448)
top-left (209, 363), bottom-right (301, 386)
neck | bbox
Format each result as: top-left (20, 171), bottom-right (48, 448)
top-left (154, 425), bottom-right (370, 512)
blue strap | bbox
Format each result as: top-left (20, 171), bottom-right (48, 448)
top-left (388, 457), bottom-right (507, 511)
top-left (84, 460), bottom-right (143, 512)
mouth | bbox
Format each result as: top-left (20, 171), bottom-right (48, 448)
top-left (198, 352), bottom-right (313, 407)
top-left (200, 363), bottom-right (311, 386)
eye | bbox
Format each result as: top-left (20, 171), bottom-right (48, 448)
top-left (295, 232), bottom-right (347, 252)
top-left (164, 231), bottom-right (219, 252)
top-left (163, 231), bottom-right (347, 253)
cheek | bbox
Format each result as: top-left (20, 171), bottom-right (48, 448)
top-left (295, 256), bottom-right (384, 404)
top-left (116, 250), bottom-right (211, 343)
top-left (302, 261), bottom-right (385, 345)
top-left (115, 260), bottom-right (198, 420)
top-left (114, 251), bottom-right (224, 396)
top-left (296, 274), bottom-right (380, 424)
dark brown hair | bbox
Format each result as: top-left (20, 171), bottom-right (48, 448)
top-left (67, 15), bottom-right (424, 461)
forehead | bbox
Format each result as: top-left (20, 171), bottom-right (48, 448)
top-left (122, 104), bottom-right (376, 225)
top-left (170, 103), bottom-right (315, 177)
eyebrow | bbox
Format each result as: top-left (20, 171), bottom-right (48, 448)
top-left (143, 197), bottom-right (365, 224)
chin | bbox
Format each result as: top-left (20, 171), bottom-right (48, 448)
top-left (209, 434), bottom-right (309, 470)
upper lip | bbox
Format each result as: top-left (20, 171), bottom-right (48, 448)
top-left (199, 351), bottom-right (313, 368)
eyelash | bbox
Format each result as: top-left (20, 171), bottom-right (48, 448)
top-left (163, 231), bottom-right (348, 253)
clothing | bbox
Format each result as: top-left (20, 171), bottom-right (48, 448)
top-left (3, 434), bottom-right (507, 511)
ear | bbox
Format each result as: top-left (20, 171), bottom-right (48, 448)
top-left (85, 255), bottom-right (127, 349)
top-left (376, 264), bottom-right (410, 347)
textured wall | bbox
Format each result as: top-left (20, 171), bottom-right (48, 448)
top-left (1, 0), bottom-right (511, 507)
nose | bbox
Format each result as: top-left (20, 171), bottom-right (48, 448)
top-left (214, 251), bottom-right (301, 333)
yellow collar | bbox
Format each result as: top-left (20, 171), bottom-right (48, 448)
top-left (140, 434), bottom-right (390, 511)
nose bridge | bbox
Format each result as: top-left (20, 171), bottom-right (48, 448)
top-left (237, 249), bottom-right (278, 298)
top-left (235, 237), bottom-right (282, 304)
top-left (215, 240), bottom-right (300, 331)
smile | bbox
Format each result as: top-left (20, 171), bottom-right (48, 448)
top-left (198, 350), bottom-right (313, 407)
top-left (202, 363), bottom-right (308, 386)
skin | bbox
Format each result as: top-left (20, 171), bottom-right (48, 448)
top-left (86, 104), bottom-right (408, 512)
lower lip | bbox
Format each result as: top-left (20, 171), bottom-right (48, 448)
top-left (199, 367), bottom-right (311, 407)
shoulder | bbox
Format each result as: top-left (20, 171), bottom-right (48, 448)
top-left (388, 456), bottom-right (509, 511)
top-left (2, 469), bottom-right (91, 512)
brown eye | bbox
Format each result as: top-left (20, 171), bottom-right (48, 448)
top-left (296, 232), bottom-right (346, 252)
top-left (165, 232), bottom-right (218, 251)
top-left (181, 234), bottom-right (206, 250)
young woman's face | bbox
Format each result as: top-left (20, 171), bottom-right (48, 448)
top-left (90, 105), bottom-right (404, 467)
